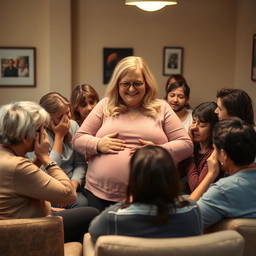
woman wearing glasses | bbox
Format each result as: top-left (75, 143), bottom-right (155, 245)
top-left (73, 56), bottom-right (193, 211)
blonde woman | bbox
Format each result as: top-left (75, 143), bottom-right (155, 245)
top-left (73, 56), bottom-right (193, 211)
top-left (70, 84), bottom-right (99, 126)
top-left (39, 92), bottom-right (88, 208)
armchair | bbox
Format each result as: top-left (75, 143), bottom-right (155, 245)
top-left (205, 218), bottom-right (256, 256)
top-left (0, 216), bottom-right (82, 256)
top-left (84, 230), bottom-right (244, 256)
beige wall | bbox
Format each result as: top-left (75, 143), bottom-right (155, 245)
top-left (72, 0), bottom-right (237, 107)
top-left (234, 0), bottom-right (256, 119)
top-left (0, 0), bottom-right (71, 104)
top-left (0, 0), bottom-right (255, 111)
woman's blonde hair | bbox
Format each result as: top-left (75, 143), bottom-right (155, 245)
top-left (70, 84), bottom-right (99, 125)
top-left (105, 56), bottom-right (160, 117)
top-left (0, 101), bottom-right (49, 145)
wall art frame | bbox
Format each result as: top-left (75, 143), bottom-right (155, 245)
top-left (163, 47), bottom-right (183, 76)
top-left (0, 47), bottom-right (36, 87)
top-left (103, 47), bottom-right (133, 84)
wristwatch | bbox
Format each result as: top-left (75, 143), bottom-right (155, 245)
top-left (45, 161), bottom-right (57, 170)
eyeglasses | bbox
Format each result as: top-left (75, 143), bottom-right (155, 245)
top-left (119, 81), bottom-right (144, 88)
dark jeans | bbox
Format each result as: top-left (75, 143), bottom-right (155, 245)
top-left (82, 189), bottom-right (116, 212)
top-left (53, 206), bottom-right (99, 243)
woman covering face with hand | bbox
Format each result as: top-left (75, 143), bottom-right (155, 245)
top-left (184, 102), bottom-right (220, 192)
top-left (0, 101), bottom-right (98, 242)
top-left (40, 92), bottom-right (88, 208)
top-left (190, 118), bottom-right (256, 228)
top-left (73, 56), bottom-right (193, 211)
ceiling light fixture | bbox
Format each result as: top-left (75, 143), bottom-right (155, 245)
top-left (125, 0), bottom-right (177, 12)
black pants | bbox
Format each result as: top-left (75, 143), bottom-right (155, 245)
top-left (53, 206), bottom-right (99, 243)
top-left (82, 189), bottom-right (116, 212)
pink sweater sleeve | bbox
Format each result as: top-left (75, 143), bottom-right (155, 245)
top-left (160, 101), bottom-right (193, 164)
top-left (72, 98), bottom-right (106, 157)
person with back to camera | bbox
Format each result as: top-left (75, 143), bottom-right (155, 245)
top-left (89, 145), bottom-right (202, 240)
top-left (0, 101), bottom-right (99, 242)
top-left (39, 92), bottom-right (88, 208)
top-left (73, 56), bottom-right (193, 212)
top-left (70, 84), bottom-right (99, 126)
top-left (165, 80), bottom-right (193, 132)
top-left (189, 118), bottom-right (256, 228)
top-left (215, 88), bottom-right (254, 126)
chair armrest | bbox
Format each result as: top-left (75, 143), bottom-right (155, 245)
top-left (64, 242), bottom-right (82, 256)
top-left (0, 216), bottom-right (64, 256)
top-left (84, 233), bottom-right (96, 256)
top-left (205, 218), bottom-right (256, 256)
top-left (83, 231), bottom-right (244, 256)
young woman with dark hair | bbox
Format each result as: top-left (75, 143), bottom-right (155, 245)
top-left (215, 88), bottom-right (254, 126)
top-left (190, 118), bottom-right (256, 228)
top-left (183, 102), bottom-right (220, 192)
top-left (88, 145), bottom-right (202, 241)
top-left (165, 80), bottom-right (192, 131)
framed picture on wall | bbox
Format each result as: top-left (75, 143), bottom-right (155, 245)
top-left (103, 47), bottom-right (133, 84)
top-left (163, 47), bottom-right (183, 76)
top-left (0, 47), bottom-right (36, 87)
top-left (251, 34), bottom-right (256, 81)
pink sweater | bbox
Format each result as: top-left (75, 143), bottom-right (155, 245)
top-left (73, 98), bottom-right (193, 202)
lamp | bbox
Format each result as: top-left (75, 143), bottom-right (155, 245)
top-left (125, 0), bottom-right (177, 12)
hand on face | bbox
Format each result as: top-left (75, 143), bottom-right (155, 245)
top-left (189, 118), bottom-right (211, 144)
top-left (97, 132), bottom-right (126, 154)
top-left (50, 114), bottom-right (70, 138)
top-left (207, 148), bottom-right (220, 178)
top-left (34, 127), bottom-right (50, 162)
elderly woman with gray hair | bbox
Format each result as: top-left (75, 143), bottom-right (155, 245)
top-left (0, 101), bottom-right (98, 242)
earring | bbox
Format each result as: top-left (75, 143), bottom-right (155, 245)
top-left (220, 162), bottom-right (224, 166)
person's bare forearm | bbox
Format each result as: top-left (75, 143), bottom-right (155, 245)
top-left (189, 172), bottom-right (216, 201)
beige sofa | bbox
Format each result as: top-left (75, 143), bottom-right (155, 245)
top-left (205, 218), bottom-right (256, 256)
top-left (0, 216), bottom-right (82, 256)
top-left (83, 230), bottom-right (244, 256)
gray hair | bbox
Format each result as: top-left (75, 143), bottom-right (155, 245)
top-left (0, 101), bottom-right (50, 145)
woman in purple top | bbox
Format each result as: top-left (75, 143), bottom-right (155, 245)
top-left (185, 102), bottom-right (219, 192)
top-left (73, 56), bottom-right (193, 211)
